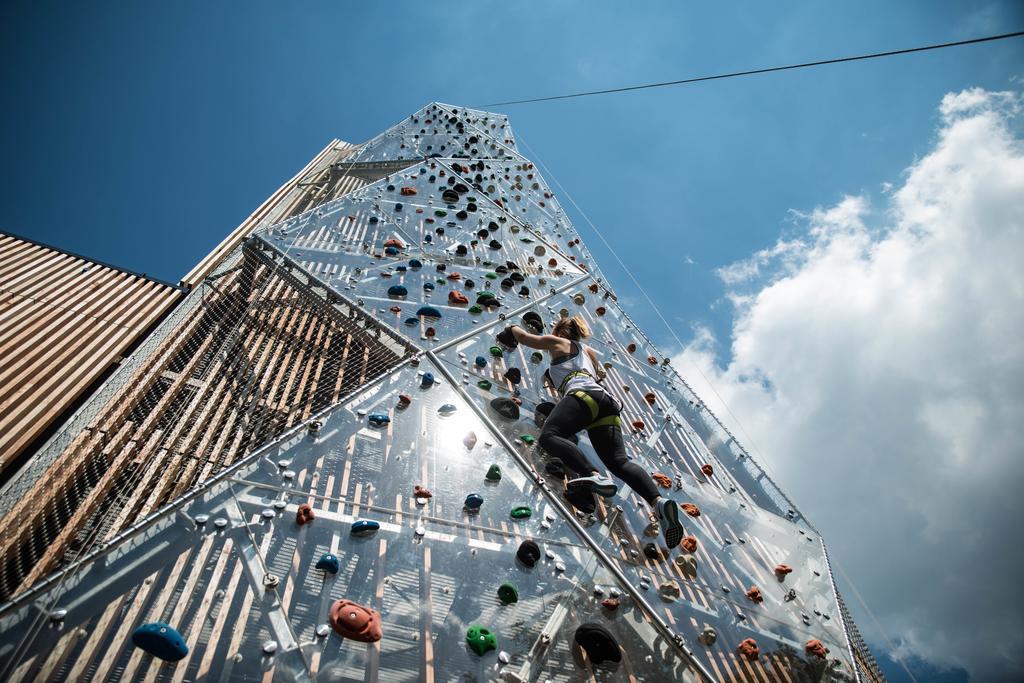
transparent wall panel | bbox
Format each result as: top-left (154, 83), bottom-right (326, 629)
top-left (350, 104), bottom-right (516, 164)
top-left (0, 477), bottom-right (308, 682)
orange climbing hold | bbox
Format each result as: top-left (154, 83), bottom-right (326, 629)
top-left (547, 258), bottom-right (557, 267)
top-left (681, 536), bottom-right (698, 552)
top-left (448, 291), bottom-right (469, 304)
top-left (588, 283), bottom-right (599, 293)
top-left (296, 503), bottom-right (315, 526)
top-left (446, 271), bottom-right (462, 280)
top-left (329, 599), bottom-right (383, 643)
top-left (400, 187), bottom-right (417, 196)
top-left (425, 327), bottom-right (436, 338)
top-left (700, 464), bottom-right (714, 477)
top-left (389, 306), bottom-right (402, 314)
top-left (631, 419), bottom-right (645, 430)
top-left (413, 485), bottom-right (433, 499)
top-left (651, 472), bottom-right (672, 489)
top-left (383, 238), bottom-right (405, 248)
top-left (737, 638), bottom-right (759, 661)
top-left (644, 392), bottom-right (656, 405)
top-left (681, 503), bottom-right (701, 518)
top-left (601, 598), bottom-right (620, 611)
top-left (647, 356), bottom-right (658, 366)
top-left (774, 563), bottom-right (793, 579)
top-left (805, 639), bottom-right (828, 659)
top-left (746, 586), bottom-right (764, 604)
top-left (627, 343), bottom-right (637, 353)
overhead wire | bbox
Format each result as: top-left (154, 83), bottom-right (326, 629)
top-left (481, 30), bottom-right (1024, 107)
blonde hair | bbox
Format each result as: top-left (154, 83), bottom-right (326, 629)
top-left (552, 315), bottom-right (590, 340)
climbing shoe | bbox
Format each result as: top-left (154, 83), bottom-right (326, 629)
top-left (564, 485), bottom-right (596, 514)
top-left (567, 475), bottom-right (618, 498)
top-left (655, 498), bottom-right (686, 549)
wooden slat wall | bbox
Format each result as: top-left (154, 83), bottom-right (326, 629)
top-left (0, 232), bottom-right (182, 479)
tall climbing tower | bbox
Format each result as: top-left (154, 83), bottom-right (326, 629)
top-left (0, 103), bottom-right (883, 681)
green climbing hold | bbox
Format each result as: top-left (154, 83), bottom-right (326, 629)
top-left (436, 278), bottom-right (446, 285)
top-left (530, 352), bottom-right (543, 363)
top-left (477, 379), bottom-right (492, 391)
top-left (434, 209), bottom-right (448, 217)
top-left (497, 582), bottom-right (519, 605)
top-left (468, 305), bottom-right (483, 314)
top-left (489, 346), bottom-right (503, 357)
top-left (486, 464), bottom-right (502, 482)
top-left (466, 625), bottom-right (498, 656)
top-left (485, 272), bottom-right (498, 280)
top-left (510, 506), bottom-right (532, 519)
top-left (520, 435), bottom-right (536, 445)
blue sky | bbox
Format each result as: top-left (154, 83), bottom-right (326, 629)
top-left (3, 2), bottom-right (1022, 680)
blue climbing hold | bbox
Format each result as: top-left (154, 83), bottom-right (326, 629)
top-left (316, 553), bottom-right (341, 574)
top-left (351, 519), bottom-right (380, 537)
top-left (409, 259), bottom-right (423, 268)
top-left (424, 234), bottom-right (433, 243)
top-left (417, 306), bottom-right (442, 319)
top-left (465, 493), bottom-right (484, 510)
top-left (404, 317), bottom-right (419, 326)
top-left (385, 246), bottom-right (400, 256)
top-left (131, 622), bottom-right (188, 662)
top-left (421, 372), bottom-right (435, 388)
top-left (368, 414), bottom-right (390, 427)
top-left (387, 285), bottom-right (408, 297)
top-left (396, 265), bottom-right (407, 272)
top-left (475, 356), bottom-right (487, 368)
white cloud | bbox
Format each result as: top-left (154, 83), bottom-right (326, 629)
top-left (674, 88), bottom-right (1024, 678)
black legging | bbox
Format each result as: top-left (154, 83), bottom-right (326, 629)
top-left (538, 388), bottom-right (661, 505)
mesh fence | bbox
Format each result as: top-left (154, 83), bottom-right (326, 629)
top-left (0, 239), bottom-right (413, 601)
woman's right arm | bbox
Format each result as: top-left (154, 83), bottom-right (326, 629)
top-left (509, 326), bottom-right (569, 353)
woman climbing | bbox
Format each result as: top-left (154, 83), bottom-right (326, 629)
top-left (496, 316), bottom-right (686, 548)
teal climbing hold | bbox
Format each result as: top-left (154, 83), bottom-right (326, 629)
top-left (131, 623), bottom-right (188, 662)
top-left (497, 582), bottom-right (519, 605)
top-left (466, 625), bottom-right (498, 656)
top-left (316, 553), bottom-right (341, 574)
top-left (520, 435), bottom-right (536, 445)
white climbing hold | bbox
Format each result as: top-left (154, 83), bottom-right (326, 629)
top-left (262, 640), bottom-right (278, 655)
top-left (554, 561), bottom-right (566, 572)
top-left (261, 509), bottom-right (275, 519)
top-left (213, 518), bottom-right (228, 529)
top-left (316, 624), bottom-right (331, 638)
top-left (415, 525), bottom-right (426, 536)
top-left (498, 651), bottom-right (511, 664)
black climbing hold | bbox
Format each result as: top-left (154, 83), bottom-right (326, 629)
top-left (643, 543), bottom-right (661, 561)
top-left (490, 397), bottom-right (520, 420)
top-left (488, 240), bottom-right (502, 250)
top-left (464, 493), bottom-right (484, 510)
top-left (504, 368), bottom-right (522, 385)
top-left (409, 259), bottom-right (423, 268)
top-left (387, 285), bottom-right (408, 297)
top-left (131, 622), bottom-right (189, 662)
top-left (456, 210), bottom-right (468, 221)
top-left (455, 244), bottom-right (468, 256)
top-left (516, 539), bottom-right (541, 567)
top-left (522, 312), bottom-right (544, 334)
top-left (500, 278), bottom-right (514, 289)
top-left (574, 623), bottom-right (622, 664)
top-left (394, 203), bottom-right (403, 211)
top-left (417, 306), bottom-right (442, 318)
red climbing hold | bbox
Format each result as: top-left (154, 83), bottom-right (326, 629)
top-left (329, 599), bottom-right (383, 643)
top-left (446, 272), bottom-right (462, 280)
top-left (774, 564), bottom-right (793, 579)
top-left (595, 307), bottom-right (606, 316)
top-left (296, 504), bottom-right (315, 526)
top-left (746, 586), bottom-right (764, 604)
top-left (425, 327), bottom-right (436, 338)
top-left (647, 356), bottom-right (659, 366)
top-left (400, 187), bottom-right (417, 196)
top-left (805, 639), bottom-right (828, 659)
top-left (737, 638), bottom-right (759, 661)
top-left (588, 283), bottom-right (599, 293)
top-left (681, 503), bottom-right (701, 518)
top-left (601, 598), bottom-right (620, 611)
top-left (631, 419), bottom-right (645, 430)
top-left (414, 485), bottom-right (433, 499)
top-left (681, 536), bottom-right (698, 552)
top-left (700, 464), bottom-right (714, 477)
top-left (651, 472), bottom-right (672, 489)
top-left (448, 291), bottom-right (469, 305)
top-left (383, 238), bottom-right (405, 248)
top-left (389, 306), bottom-right (401, 314)
top-left (644, 392), bottom-right (656, 405)
top-left (627, 343), bottom-right (637, 353)
top-left (398, 394), bottom-right (412, 407)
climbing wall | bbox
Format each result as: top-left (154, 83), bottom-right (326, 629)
top-left (0, 102), bottom-right (862, 681)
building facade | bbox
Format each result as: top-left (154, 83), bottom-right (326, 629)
top-left (0, 104), bottom-right (883, 681)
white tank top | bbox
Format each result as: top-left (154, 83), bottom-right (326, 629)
top-left (547, 341), bottom-right (602, 395)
